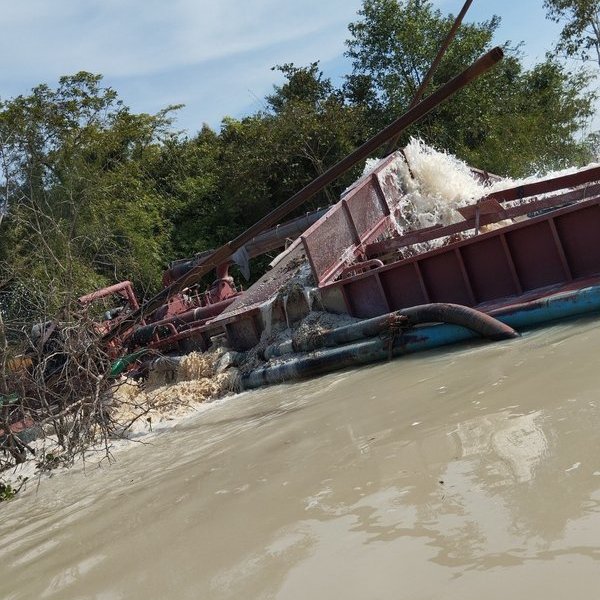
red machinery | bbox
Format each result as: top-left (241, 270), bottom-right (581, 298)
top-left (79, 44), bottom-right (600, 374)
top-left (82, 206), bottom-right (329, 357)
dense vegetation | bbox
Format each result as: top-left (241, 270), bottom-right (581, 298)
top-left (0, 0), bottom-right (597, 318)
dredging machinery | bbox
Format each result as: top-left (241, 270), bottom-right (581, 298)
top-left (85, 44), bottom-right (600, 390)
top-left (3, 44), bottom-right (600, 457)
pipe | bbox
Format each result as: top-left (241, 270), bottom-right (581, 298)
top-left (411, 0), bottom-right (475, 107)
top-left (78, 280), bottom-right (140, 311)
top-left (265, 303), bottom-right (517, 359)
top-left (109, 349), bottom-right (148, 378)
top-left (402, 303), bottom-right (518, 340)
top-left (244, 323), bottom-right (483, 389)
top-left (244, 285), bottom-right (600, 389)
top-left (128, 297), bottom-right (236, 347)
top-left (104, 47), bottom-right (504, 343)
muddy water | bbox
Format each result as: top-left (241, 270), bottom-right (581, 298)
top-left (2, 318), bottom-right (600, 599)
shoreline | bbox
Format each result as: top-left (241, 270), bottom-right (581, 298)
top-left (1, 380), bottom-right (245, 500)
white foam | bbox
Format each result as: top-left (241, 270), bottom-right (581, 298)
top-left (362, 157), bottom-right (385, 177)
top-left (488, 162), bottom-right (600, 196)
top-left (394, 139), bottom-right (487, 234)
top-left (388, 139), bottom-right (599, 251)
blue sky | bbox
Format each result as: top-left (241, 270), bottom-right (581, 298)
top-left (0, 0), bottom-right (596, 135)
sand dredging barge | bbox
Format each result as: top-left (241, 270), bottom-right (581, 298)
top-left (168, 150), bottom-right (600, 390)
top-left (95, 46), bottom-right (600, 392)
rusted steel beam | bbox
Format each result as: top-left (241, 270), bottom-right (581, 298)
top-left (487, 165), bottom-right (600, 203)
top-left (385, 0), bottom-right (474, 155)
top-left (366, 183), bottom-right (600, 258)
top-left (104, 47), bottom-right (504, 343)
top-left (163, 207), bottom-right (329, 285)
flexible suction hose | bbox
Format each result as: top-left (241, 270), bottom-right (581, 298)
top-left (264, 303), bottom-right (518, 359)
top-left (247, 304), bottom-right (518, 389)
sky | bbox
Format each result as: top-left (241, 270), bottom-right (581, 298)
top-left (0, 0), bottom-right (597, 135)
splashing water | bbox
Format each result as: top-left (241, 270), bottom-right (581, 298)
top-left (111, 350), bottom-right (241, 427)
top-left (363, 140), bottom-right (490, 246)
top-left (367, 139), bottom-right (600, 252)
top-left (394, 139), bottom-right (487, 232)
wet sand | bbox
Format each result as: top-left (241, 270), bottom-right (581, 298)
top-left (1, 317), bottom-right (600, 599)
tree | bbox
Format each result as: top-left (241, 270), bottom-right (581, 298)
top-left (345, 0), bottom-right (501, 127)
top-left (153, 125), bottom-right (223, 260)
top-left (164, 62), bottom-right (369, 280)
top-left (0, 75), bottom-right (194, 476)
top-left (544, 0), bottom-right (600, 66)
top-left (264, 62), bottom-right (369, 206)
top-left (345, 0), bottom-right (595, 175)
top-left (0, 73), bottom-right (178, 322)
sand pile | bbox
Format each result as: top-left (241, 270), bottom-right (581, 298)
top-left (292, 311), bottom-right (360, 348)
top-left (111, 350), bottom-right (241, 429)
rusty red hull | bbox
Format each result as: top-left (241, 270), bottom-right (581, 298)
top-left (202, 157), bottom-right (600, 351)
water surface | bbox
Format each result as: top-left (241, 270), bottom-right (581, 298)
top-left (2, 318), bottom-right (600, 599)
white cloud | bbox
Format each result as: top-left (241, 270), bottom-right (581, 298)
top-left (0, 0), bottom-right (363, 130)
top-left (104, 13), bottom-right (356, 131)
top-left (0, 0), bottom-right (595, 134)
top-left (0, 0), bottom-right (361, 80)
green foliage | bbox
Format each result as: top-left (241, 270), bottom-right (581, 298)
top-left (0, 73), bottom-right (177, 319)
top-left (0, 477), bottom-right (27, 502)
top-left (544, 0), bottom-right (600, 65)
top-left (345, 0), bottom-right (595, 175)
top-left (0, 481), bottom-right (17, 501)
top-left (154, 126), bottom-right (223, 259)
top-left (36, 451), bottom-right (65, 473)
top-left (162, 62), bottom-right (369, 281)
top-left (345, 0), bottom-right (500, 117)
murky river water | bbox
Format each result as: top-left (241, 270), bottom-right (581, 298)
top-left (2, 317), bottom-right (600, 599)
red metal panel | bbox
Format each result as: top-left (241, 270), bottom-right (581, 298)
top-left (302, 172), bottom-right (393, 284)
top-left (505, 221), bottom-right (565, 291)
top-left (460, 237), bottom-right (519, 303)
top-left (344, 183), bottom-right (389, 241)
top-left (379, 263), bottom-right (428, 309)
top-left (554, 205), bottom-right (600, 278)
top-left (344, 275), bottom-right (390, 318)
top-left (419, 251), bottom-right (474, 305)
top-left (302, 205), bottom-right (356, 282)
top-left (321, 197), bottom-right (600, 319)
